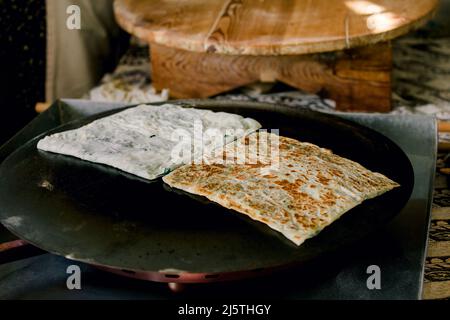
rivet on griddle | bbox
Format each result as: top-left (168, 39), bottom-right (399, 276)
top-left (168, 282), bottom-right (185, 293)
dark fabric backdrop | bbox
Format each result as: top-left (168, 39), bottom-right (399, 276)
top-left (0, 0), bottom-right (46, 145)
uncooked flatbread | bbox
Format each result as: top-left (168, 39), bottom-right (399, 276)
top-left (37, 104), bottom-right (261, 180)
top-left (163, 132), bottom-right (400, 246)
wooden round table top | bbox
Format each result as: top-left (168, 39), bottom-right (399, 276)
top-left (114, 0), bottom-right (438, 55)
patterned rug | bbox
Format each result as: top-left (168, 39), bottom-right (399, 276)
top-left (86, 9), bottom-right (450, 300)
top-left (427, 154), bottom-right (450, 299)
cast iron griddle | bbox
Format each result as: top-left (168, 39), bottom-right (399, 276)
top-left (0, 102), bottom-right (414, 282)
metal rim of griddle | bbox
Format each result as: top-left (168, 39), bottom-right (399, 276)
top-left (0, 100), bottom-right (415, 284)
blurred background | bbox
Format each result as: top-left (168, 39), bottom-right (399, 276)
top-left (0, 0), bottom-right (449, 144)
top-left (0, 0), bottom-right (129, 144)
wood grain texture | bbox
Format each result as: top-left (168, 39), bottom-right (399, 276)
top-left (115, 0), bottom-right (438, 55)
top-left (151, 42), bottom-right (392, 112)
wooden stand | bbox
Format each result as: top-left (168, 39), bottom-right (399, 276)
top-left (115, 0), bottom-right (438, 112)
top-left (152, 42), bottom-right (391, 112)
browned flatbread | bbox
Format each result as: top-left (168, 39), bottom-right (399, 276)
top-left (163, 132), bottom-right (400, 245)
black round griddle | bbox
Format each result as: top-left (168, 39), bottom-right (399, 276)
top-left (0, 100), bottom-right (414, 283)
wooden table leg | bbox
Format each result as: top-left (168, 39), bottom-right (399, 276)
top-left (151, 43), bottom-right (392, 112)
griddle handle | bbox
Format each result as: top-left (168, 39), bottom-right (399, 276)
top-left (0, 240), bottom-right (46, 265)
